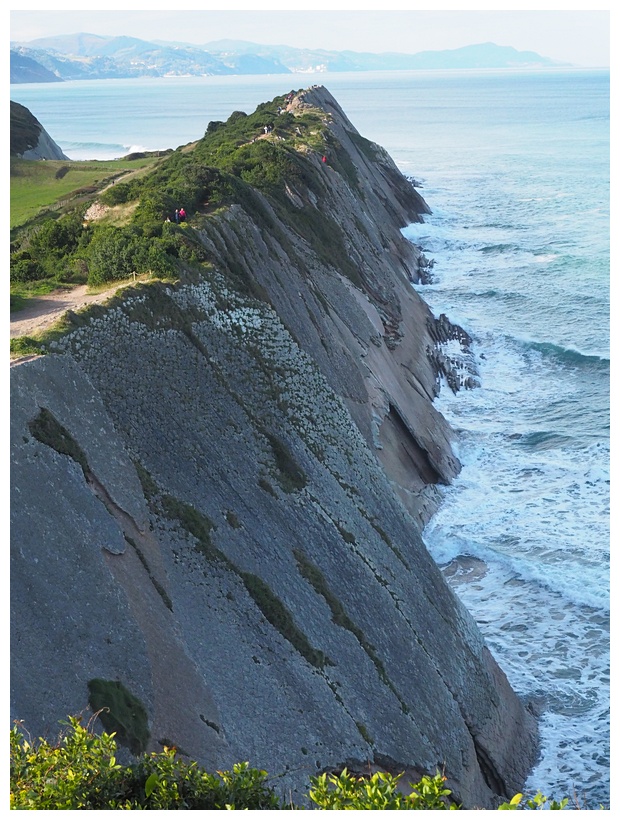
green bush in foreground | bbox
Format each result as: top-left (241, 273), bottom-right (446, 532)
top-left (10, 717), bottom-right (281, 810)
top-left (309, 768), bottom-right (457, 810)
top-left (10, 716), bottom-right (571, 810)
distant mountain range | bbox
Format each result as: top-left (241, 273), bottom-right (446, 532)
top-left (10, 35), bottom-right (568, 83)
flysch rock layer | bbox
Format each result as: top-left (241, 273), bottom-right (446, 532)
top-left (10, 86), bottom-right (537, 808)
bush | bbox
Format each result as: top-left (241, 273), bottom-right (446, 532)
top-left (11, 213), bottom-right (87, 282)
top-left (99, 181), bottom-right (135, 206)
top-left (85, 225), bottom-right (178, 285)
top-left (10, 252), bottom-right (46, 283)
top-left (10, 717), bottom-right (128, 810)
top-left (10, 715), bottom-right (573, 810)
top-left (28, 215), bottom-right (82, 259)
top-left (10, 717), bottom-right (283, 810)
top-left (308, 768), bottom-right (457, 810)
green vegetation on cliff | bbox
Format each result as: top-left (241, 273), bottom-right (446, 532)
top-left (10, 89), bottom-right (373, 320)
top-left (10, 717), bottom-right (572, 810)
top-left (10, 155), bottom-right (161, 229)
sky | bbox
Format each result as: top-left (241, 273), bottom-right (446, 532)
top-left (9, 5), bottom-right (611, 69)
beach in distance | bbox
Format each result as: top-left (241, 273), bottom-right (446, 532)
top-left (10, 67), bottom-right (610, 806)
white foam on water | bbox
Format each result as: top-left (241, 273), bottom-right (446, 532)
top-left (406, 189), bottom-right (609, 805)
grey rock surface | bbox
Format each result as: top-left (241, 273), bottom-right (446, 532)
top-left (10, 86), bottom-right (537, 808)
top-left (21, 127), bottom-right (69, 161)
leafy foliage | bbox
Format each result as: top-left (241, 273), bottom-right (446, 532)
top-left (10, 90), bottom-right (338, 301)
top-left (10, 717), bottom-right (282, 810)
top-left (498, 791), bottom-right (570, 810)
top-left (10, 717), bottom-right (572, 810)
top-left (10, 717), bottom-right (126, 810)
top-left (85, 224), bottom-right (175, 285)
top-left (308, 768), bottom-right (457, 810)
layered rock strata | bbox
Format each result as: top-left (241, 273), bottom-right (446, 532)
top-left (10, 86), bottom-right (537, 808)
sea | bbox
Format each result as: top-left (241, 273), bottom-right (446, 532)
top-left (10, 68), bottom-right (611, 808)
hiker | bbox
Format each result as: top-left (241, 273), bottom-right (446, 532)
top-left (179, 207), bottom-right (186, 222)
top-left (175, 209), bottom-right (180, 223)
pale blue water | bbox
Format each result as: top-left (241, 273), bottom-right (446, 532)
top-left (11, 69), bottom-right (610, 807)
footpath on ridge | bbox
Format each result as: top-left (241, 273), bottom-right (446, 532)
top-left (10, 281), bottom-right (137, 365)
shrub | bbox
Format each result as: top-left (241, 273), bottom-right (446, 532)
top-left (99, 181), bottom-right (135, 206)
top-left (10, 717), bottom-right (283, 810)
top-left (85, 225), bottom-right (178, 285)
top-left (12, 213), bottom-right (87, 282)
top-left (498, 792), bottom-right (570, 810)
top-left (10, 716), bottom-right (573, 810)
top-left (10, 252), bottom-right (46, 283)
top-left (28, 214), bottom-right (83, 259)
top-left (10, 716), bottom-right (128, 809)
top-left (308, 768), bottom-right (457, 810)
top-left (85, 225), bottom-right (137, 283)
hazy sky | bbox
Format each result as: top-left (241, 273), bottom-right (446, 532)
top-left (9, 6), bottom-right (611, 69)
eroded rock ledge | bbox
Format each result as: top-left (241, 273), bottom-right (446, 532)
top-left (10, 86), bottom-right (537, 809)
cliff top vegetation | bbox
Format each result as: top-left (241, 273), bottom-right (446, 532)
top-left (10, 87), bottom-right (372, 358)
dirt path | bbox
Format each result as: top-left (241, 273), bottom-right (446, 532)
top-left (9, 281), bottom-right (141, 367)
top-left (10, 283), bottom-right (129, 340)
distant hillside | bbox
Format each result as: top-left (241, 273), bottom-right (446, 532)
top-left (9, 35), bottom-right (566, 83)
top-left (202, 39), bottom-right (565, 73)
top-left (10, 50), bottom-right (61, 83)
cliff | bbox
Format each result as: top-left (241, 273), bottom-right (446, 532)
top-left (10, 86), bottom-right (537, 808)
top-left (10, 100), bottom-right (69, 160)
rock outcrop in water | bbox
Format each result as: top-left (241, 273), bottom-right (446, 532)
top-left (10, 86), bottom-right (537, 808)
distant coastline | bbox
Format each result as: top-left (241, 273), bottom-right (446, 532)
top-left (10, 37), bottom-right (573, 84)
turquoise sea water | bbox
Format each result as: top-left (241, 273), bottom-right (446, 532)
top-left (11, 69), bottom-right (610, 807)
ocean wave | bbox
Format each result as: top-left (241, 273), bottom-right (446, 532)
top-left (62, 140), bottom-right (166, 161)
top-left (64, 140), bottom-right (128, 151)
top-left (460, 288), bottom-right (526, 303)
top-left (532, 252), bottom-right (560, 263)
top-left (523, 341), bottom-right (610, 369)
top-left (480, 243), bottom-right (520, 254)
top-left (515, 430), bottom-right (576, 451)
top-left (425, 524), bottom-right (609, 612)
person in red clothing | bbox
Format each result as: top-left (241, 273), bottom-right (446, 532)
top-left (179, 207), bottom-right (186, 222)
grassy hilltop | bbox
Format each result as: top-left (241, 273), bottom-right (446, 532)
top-left (10, 89), bottom-right (332, 297)
top-left (10, 88), bottom-right (353, 360)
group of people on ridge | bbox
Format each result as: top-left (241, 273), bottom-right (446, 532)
top-left (166, 207), bottom-right (186, 223)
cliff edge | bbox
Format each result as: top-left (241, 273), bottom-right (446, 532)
top-left (10, 100), bottom-right (69, 160)
top-left (10, 86), bottom-right (537, 808)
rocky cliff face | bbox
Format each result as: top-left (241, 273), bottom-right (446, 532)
top-left (10, 86), bottom-right (537, 808)
top-left (10, 100), bottom-right (69, 160)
